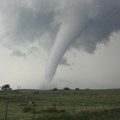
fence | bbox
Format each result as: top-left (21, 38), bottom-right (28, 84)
top-left (0, 100), bottom-right (120, 120)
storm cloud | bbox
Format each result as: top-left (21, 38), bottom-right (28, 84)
top-left (0, 0), bottom-right (120, 81)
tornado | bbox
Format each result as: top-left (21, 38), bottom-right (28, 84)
top-left (45, 21), bottom-right (91, 81)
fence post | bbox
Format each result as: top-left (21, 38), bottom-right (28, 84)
top-left (94, 104), bottom-right (97, 112)
top-left (103, 103), bottom-right (105, 110)
top-left (5, 101), bottom-right (9, 120)
top-left (109, 103), bottom-right (111, 110)
top-left (85, 104), bottom-right (88, 112)
top-left (33, 103), bottom-right (36, 120)
top-left (73, 104), bottom-right (76, 113)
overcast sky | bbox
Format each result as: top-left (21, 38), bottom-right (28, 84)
top-left (0, 0), bottom-right (120, 89)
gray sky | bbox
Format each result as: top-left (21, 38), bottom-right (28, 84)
top-left (0, 0), bottom-right (120, 89)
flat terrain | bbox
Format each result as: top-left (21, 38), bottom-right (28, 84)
top-left (0, 89), bottom-right (120, 120)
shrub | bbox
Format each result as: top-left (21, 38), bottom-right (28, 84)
top-left (75, 88), bottom-right (80, 91)
top-left (86, 88), bottom-right (90, 91)
top-left (53, 88), bottom-right (58, 91)
top-left (64, 87), bottom-right (70, 91)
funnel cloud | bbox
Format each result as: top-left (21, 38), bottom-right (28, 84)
top-left (0, 0), bottom-right (120, 81)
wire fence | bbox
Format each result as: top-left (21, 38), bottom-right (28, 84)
top-left (0, 100), bottom-right (120, 120)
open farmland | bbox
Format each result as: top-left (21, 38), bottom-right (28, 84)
top-left (0, 89), bottom-right (120, 120)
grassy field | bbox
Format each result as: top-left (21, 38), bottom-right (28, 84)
top-left (0, 89), bottom-right (120, 120)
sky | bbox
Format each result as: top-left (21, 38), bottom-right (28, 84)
top-left (0, 0), bottom-right (120, 89)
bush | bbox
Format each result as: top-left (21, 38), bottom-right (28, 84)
top-left (75, 88), bottom-right (80, 91)
top-left (86, 88), bottom-right (90, 91)
top-left (53, 88), bottom-right (58, 91)
top-left (64, 87), bottom-right (70, 91)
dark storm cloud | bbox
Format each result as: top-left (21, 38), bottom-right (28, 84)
top-left (0, 0), bottom-right (120, 80)
top-left (0, 0), bottom-right (57, 46)
top-left (73, 4), bottom-right (120, 53)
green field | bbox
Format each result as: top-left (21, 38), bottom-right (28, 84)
top-left (0, 89), bottom-right (120, 120)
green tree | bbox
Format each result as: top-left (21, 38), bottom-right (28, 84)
top-left (75, 88), bottom-right (80, 91)
top-left (1, 84), bottom-right (11, 91)
top-left (64, 87), bottom-right (70, 91)
top-left (53, 88), bottom-right (58, 91)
